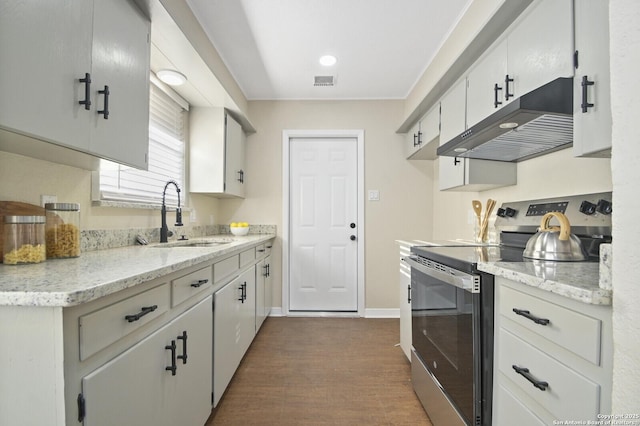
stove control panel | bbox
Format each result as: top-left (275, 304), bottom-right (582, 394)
top-left (526, 201), bottom-right (569, 216)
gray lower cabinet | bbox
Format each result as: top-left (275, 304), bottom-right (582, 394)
top-left (82, 296), bottom-right (212, 426)
top-left (213, 266), bottom-right (256, 407)
top-left (493, 277), bottom-right (612, 423)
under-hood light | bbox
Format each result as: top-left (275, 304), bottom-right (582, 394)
top-left (499, 122), bottom-right (519, 129)
top-left (454, 148), bottom-right (468, 153)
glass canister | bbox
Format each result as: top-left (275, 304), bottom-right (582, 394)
top-left (45, 203), bottom-right (81, 258)
top-left (3, 215), bottom-right (47, 264)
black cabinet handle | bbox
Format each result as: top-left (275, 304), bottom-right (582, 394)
top-left (413, 133), bottom-right (418, 147)
top-left (257, 249), bottom-right (265, 253)
top-left (417, 130), bottom-right (422, 146)
top-left (454, 157), bottom-right (461, 166)
top-left (98, 85), bottom-right (109, 119)
top-left (263, 264), bottom-right (269, 277)
top-left (177, 331), bottom-right (188, 365)
top-left (238, 282), bottom-right (247, 303)
top-left (494, 83), bottom-right (503, 108)
top-left (512, 365), bottom-right (549, 391)
top-left (267, 264), bottom-right (270, 277)
top-left (190, 279), bottom-right (209, 288)
top-left (79, 73), bottom-right (91, 110)
top-left (581, 75), bottom-right (595, 113)
top-left (124, 305), bottom-right (158, 322)
top-left (266, 245), bottom-right (273, 249)
top-left (512, 308), bottom-right (550, 326)
top-left (237, 169), bottom-right (244, 183)
top-left (165, 340), bottom-right (177, 376)
top-left (505, 74), bottom-right (514, 100)
top-left (407, 284), bottom-right (411, 303)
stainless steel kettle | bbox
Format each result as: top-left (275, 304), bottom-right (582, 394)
top-left (523, 211), bottom-right (588, 261)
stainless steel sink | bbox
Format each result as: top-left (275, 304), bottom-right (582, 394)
top-left (152, 238), bottom-right (233, 248)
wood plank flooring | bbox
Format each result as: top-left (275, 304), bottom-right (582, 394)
top-left (207, 317), bottom-right (432, 425)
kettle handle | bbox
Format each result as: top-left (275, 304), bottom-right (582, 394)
top-left (540, 212), bottom-right (571, 241)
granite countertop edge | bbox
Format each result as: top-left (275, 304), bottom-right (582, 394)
top-left (478, 261), bottom-right (611, 306)
top-left (0, 234), bottom-right (276, 308)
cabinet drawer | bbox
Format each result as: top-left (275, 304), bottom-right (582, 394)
top-left (214, 255), bottom-right (239, 284)
top-left (255, 244), bottom-right (267, 258)
top-left (498, 328), bottom-right (600, 421)
top-left (495, 383), bottom-right (546, 426)
top-left (79, 284), bottom-right (170, 361)
top-left (172, 266), bottom-right (213, 307)
top-left (239, 248), bottom-right (255, 267)
top-left (500, 285), bottom-right (602, 365)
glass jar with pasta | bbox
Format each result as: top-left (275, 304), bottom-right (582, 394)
top-left (45, 203), bottom-right (81, 259)
top-left (3, 215), bottom-right (47, 264)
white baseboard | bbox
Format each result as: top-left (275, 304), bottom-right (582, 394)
top-left (364, 308), bottom-right (400, 318)
top-left (267, 307), bottom-right (400, 318)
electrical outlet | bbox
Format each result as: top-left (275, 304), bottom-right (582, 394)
top-left (41, 195), bottom-right (57, 207)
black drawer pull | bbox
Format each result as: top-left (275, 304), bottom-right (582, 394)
top-left (98, 85), bottom-right (109, 119)
top-left (581, 75), bottom-right (595, 113)
top-left (257, 249), bottom-right (265, 253)
top-left (494, 83), bottom-right (503, 108)
top-left (165, 340), bottom-right (177, 376)
top-left (513, 308), bottom-right (550, 326)
top-left (266, 245), bottom-right (272, 249)
top-left (266, 264), bottom-right (270, 277)
top-left (263, 264), bottom-right (268, 277)
top-left (512, 365), bottom-right (548, 391)
top-left (505, 74), bottom-right (514, 100)
top-left (125, 305), bottom-right (158, 322)
top-left (79, 73), bottom-right (91, 110)
top-left (407, 284), bottom-right (411, 303)
top-left (177, 331), bottom-right (188, 365)
top-left (190, 279), bottom-right (209, 288)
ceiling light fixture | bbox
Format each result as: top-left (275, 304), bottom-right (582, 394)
top-left (156, 69), bottom-right (187, 86)
top-left (319, 55), bottom-right (337, 67)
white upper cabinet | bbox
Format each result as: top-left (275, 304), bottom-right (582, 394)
top-left (190, 108), bottom-right (246, 198)
top-left (405, 103), bottom-right (440, 160)
top-left (507, 0), bottom-right (574, 100)
top-left (466, 0), bottom-right (573, 129)
top-left (0, 0), bottom-right (151, 170)
top-left (439, 78), bottom-right (516, 191)
top-left (572, 0), bottom-right (612, 157)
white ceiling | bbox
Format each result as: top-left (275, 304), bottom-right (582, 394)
top-left (185, 0), bottom-right (472, 100)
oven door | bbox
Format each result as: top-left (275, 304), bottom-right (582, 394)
top-left (405, 255), bottom-right (485, 426)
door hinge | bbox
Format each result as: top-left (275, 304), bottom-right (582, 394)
top-left (77, 393), bottom-right (86, 422)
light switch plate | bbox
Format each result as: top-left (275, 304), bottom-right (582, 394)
top-left (368, 190), bottom-right (380, 201)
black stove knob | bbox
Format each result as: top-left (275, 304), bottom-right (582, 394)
top-left (505, 207), bottom-right (517, 217)
top-left (496, 208), bottom-right (506, 218)
top-left (596, 199), bottom-right (612, 215)
top-left (579, 200), bottom-right (597, 215)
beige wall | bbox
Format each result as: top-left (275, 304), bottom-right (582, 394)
top-left (431, 149), bottom-right (613, 241)
top-left (0, 151), bottom-right (219, 231)
top-left (217, 100), bottom-right (434, 312)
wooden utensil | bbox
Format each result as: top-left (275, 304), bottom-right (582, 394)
top-left (472, 200), bottom-right (482, 230)
top-left (480, 199), bottom-right (496, 242)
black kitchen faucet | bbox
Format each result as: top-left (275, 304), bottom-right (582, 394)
top-left (160, 180), bottom-right (183, 243)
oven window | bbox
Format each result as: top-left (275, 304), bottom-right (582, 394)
top-left (411, 268), bottom-right (475, 424)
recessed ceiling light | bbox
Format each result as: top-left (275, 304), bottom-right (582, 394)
top-left (156, 69), bottom-right (187, 86)
top-left (319, 55), bottom-right (337, 67)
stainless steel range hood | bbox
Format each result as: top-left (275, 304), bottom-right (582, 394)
top-left (437, 78), bottom-right (573, 162)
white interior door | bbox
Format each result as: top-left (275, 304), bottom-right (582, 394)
top-left (289, 137), bottom-right (358, 311)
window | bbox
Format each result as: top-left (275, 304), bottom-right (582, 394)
top-left (96, 78), bottom-right (188, 206)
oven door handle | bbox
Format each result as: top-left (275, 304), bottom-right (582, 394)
top-left (404, 256), bottom-right (480, 293)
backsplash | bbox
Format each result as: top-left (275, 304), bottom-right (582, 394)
top-left (81, 224), bottom-right (276, 252)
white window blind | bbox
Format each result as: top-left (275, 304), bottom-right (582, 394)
top-left (98, 82), bottom-right (187, 205)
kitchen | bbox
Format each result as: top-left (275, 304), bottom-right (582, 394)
top-left (0, 0), bottom-right (638, 425)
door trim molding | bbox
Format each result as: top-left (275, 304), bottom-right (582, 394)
top-left (282, 129), bottom-right (365, 317)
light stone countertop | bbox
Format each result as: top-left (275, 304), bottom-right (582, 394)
top-left (0, 234), bottom-right (275, 307)
top-left (478, 260), bottom-right (611, 305)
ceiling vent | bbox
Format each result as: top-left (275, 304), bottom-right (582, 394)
top-left (314, 75), bottom-right (335, 87)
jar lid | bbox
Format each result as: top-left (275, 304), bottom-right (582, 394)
top-left (4, 215), bottom-right (46, 224)
top-left (45, 203), bottom-right (80, 211)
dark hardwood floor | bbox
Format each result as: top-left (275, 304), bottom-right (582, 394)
top-left (207, 317), bottom-right (432, 425)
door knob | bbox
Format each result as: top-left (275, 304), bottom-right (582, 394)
top-left (350, 235), bottom-right (356, 241)
top-left (350, 223), bottom-right (356, 228)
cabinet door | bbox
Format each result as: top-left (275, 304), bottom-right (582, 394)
top-left (255, 259), bottom-right (266, 331)
top-left (466, 39), bottom-right (508, 128)
top-left (224, 113), bottom-right (245, 197)
top-left (399, 245), bottom-right (412, 361)
top-left (0, 0), bottom-right (93, 151)
top-left (439, 78), bottom-right (467, 146)
top-left (90, 0), bottom-right (150, 169)
top-left (507, 0), bottom-right (574, 99)
top-left (238, 266), bottom-right (256, 355)
top-left (438, 157), bottom-right (465, 191)
top-left (264, 255), bottom-right (272, 318)
top-left (82, 296), bottom-right (212, 426)
top-left (213, 276), bottom-right (244, 406)
top-left (573, 0), bottom-right (611, 157)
